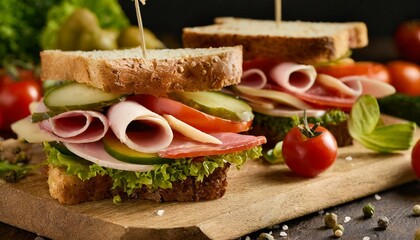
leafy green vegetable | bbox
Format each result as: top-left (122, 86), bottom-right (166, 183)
top-left (44, 143), bottom-right (262, 196)
top-left (348, 95), bottom-right (416, 152)
top-left (0, 0), bottom-right (59, 65)
top-left (378, 93), bottom-right (420, 126)
top-left (41, 0), bottom-right (129, 50)
top-left (251, 110), bottom-right (348, 148)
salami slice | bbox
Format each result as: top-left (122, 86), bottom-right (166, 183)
top-left (159, 132), bottom-right (266, 158)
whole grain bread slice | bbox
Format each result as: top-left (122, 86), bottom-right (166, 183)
top-left (183, 17), bottom-right (368, 64)
top-left (48, 164), bottom-right (230, 204)
top-left (40, 46), bottom-right (243, 96)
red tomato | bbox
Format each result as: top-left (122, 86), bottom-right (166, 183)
top-left (316, 62), bottom-right (391, 84)
top-left (412, 139), bottom-right (420, 178)
top-left (394, 20), bottom-right (420, 64)
top-left (387, 60), bottom-right (420, 96)
top-left (131, 95), bottom-right (252, 133)
top-left (282, 124), bottom-right (338, 177)
top-left (0, 69), bottom-right (42, 130)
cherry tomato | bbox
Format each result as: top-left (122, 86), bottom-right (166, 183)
top-left (394, 20), bottom-right (420, 64)
top-left (386, 60), bottom-right (420, 96)
top-left (411, 138), bottom-right (420, 178)
top-left (0, 69), bottom-right (42, 130)
top-left (282, 124), bottom-right (338, 177)
top-left (131, 95), bottom-right (252, 133)
top-left (316, 62), bottom-right (391, 84)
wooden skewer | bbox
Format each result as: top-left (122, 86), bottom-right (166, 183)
top-left (275, 0), bottom-right (281, 26)
top-left (134, 0), bottom-right (147, 59)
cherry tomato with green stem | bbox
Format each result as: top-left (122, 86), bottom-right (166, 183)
top-left (282, 122), bottom-right (338, 177)
top-left (411, 139), bottom-right (420, 178)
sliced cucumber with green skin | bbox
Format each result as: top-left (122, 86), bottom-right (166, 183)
top-left (170, 91), bottom-right (254, 122)
top-left (102, 133), bottom-right (172, 165)
top-left (49, 141), bottom-right (76, 156)
top-left (43, 81), bottom-right (124, 112)
top-left (31, 111), bottom-right (58, 123)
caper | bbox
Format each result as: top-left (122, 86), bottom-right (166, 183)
top-left (363, 203), bottom-right (375, 218)
top-left (414, 228), bottom-right (420, 240)
top-left (377, 216), bottom-right (389, 230)
top-left (257, 232), bottom-right (274, 240)
top-left (333, 224), bottom-right (344, 237)
top-left (324, 212), bottom-right (338, 228)
top-left (3, 170), bottom-right (18, 183)
top-left (413, 205), bottom-right (420, 216)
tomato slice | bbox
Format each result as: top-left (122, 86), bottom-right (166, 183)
top-left (316, 62), bottom-right (391, 84)
top-left (130, 95), bottom-right (252, 133)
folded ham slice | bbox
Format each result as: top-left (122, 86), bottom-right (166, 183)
top-left (159, 132), bottom-right (266, 159)
top-left (64, 141), bottom-right (154, 172)
top-left (107, 100), bottom-right (173, 153)
top-left (39, 110), bottom-right (109, 143)
top-left (269, 62), bottom-right (317, 93)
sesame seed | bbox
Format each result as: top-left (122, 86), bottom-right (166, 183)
top-left (345, 156), bottom-right (353, 161)
top-left (156, 209), bottom-right (165, 216)
top-left (363, 237), bottom-right (370, 240)
top-left (375, 194), bottom-right (382, 200)
top-left (282, 224), bottom-right (289, 231)
top-left (279, 231), bottom-right (288, 237)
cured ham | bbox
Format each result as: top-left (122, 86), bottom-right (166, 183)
top-left (236, 59), bottom-right (396, 115)
top-left (39, 110), bottom-right (109, 143)
top-left (64, 141), bottom-right (154, 172)
top-left (159, 132), bottom-right (267, 159)
top-left (107, 100), bottom-right (173, 153)
top-left (269, 62), bottom-right (317, 93)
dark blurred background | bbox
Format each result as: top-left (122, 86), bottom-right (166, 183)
top-left (118, 0), bottom-right (420, 61)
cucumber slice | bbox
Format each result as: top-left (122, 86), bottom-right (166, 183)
top-left (43, 82), bottom-right (124, 112)
top-left (170, 91), bottom-right (254, 122)
top-left (103, 133), bottom-right (172, 165)
top-left (49, 141), bottom-right (76, 156)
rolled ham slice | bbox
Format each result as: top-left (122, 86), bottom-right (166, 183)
top-left (107, 100), bottom-right (173, 153)
top-left (316, 74), bottom-right (363, 97)
top-left (342, 76), bottom-right (396, 98)
top-left (269, 62), bottom-right (317, 93)
top-left (64, 141), bottom-right (154, 172)
top-left (159, 132), bottom-right (266, 159)
top-left (240, 68), bottom-right (268, 88)
top-left (39, 110), bottom-right (109, 143)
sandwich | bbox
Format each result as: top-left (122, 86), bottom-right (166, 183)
top-left (182, 17), bottom-right (396, 148)
top-left (11, 46), bottom-right (267, 204)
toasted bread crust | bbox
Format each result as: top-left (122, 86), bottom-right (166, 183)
top-left (183, 17), bottom-right (368, 64)
top-left (40, 46), bottom-right (243, 96)
top-left (47, 164), bottom-right (230, 204)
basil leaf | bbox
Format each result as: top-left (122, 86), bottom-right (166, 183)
top-left (349, 95), bottom-right (416, 153)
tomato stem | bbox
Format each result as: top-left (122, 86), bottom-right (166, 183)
top-left (298, 110), bottom-right (322, 138)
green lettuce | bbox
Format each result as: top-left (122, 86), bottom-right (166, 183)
top-left (348, 95), bottom-right (416, 152)
top-left (44, 143), bottom-right (262, 196)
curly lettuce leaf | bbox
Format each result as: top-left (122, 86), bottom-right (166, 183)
top-left (44, 143), bottom-right (262, 196)
top-left (348, 95), bottom-right (416, 152)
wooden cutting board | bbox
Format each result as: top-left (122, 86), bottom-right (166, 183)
top-left (0, 117), bottom-right (418, 240)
